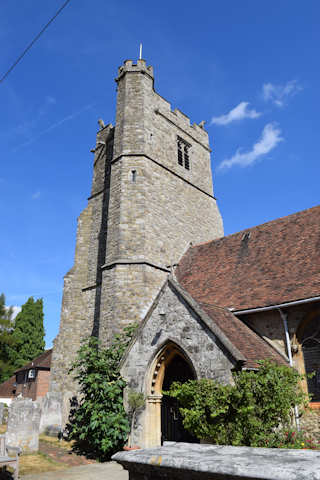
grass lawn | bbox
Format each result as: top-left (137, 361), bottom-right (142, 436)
top-left (39, 434), bottom-right (74, 451)
top-left (1, 426), bottom-right (75, 476)
top-left (0, 424), bottom-right (6, 434)
top-left (19, 452), bottom-right (67, 476)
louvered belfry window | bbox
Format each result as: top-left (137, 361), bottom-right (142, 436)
top-left (177, 137), bottom-right (191, 170)
top-left (301, 315), bottom-right (320, 402)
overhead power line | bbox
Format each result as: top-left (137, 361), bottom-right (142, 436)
top-left (0, 0), bottom-right (72, 84)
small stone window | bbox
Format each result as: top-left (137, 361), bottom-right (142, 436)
top-left (177, 137), bottom-right (191, 170)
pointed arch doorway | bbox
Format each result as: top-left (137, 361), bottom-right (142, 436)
top-left (145, 343), bottom-right (198, 446)
top-left (161, 353), bottom-right (198, 443)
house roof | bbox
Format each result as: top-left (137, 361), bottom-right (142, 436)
top-left (15, 349), bottom-right (52, 373)
top-left (0, 375), bottom-right (16, 398)
top-left (176, 205), bottom-right (320, 312)
top-left (170, 279), bottom-right (286, 369)
top-left (0, 350), bottom-right (52, 398)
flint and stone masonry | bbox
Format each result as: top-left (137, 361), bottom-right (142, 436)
top-left (49, 60), bottom-right (223, 413)
top-left (120, 279), bottom-right (236, 447)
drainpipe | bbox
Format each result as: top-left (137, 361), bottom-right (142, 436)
top-left (278, 308), bottom-right (300, 431)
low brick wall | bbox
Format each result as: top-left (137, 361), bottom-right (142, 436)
top-left (112, 442), bottom-right (320, 480)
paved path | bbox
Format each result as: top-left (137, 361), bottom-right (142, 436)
top-left (21, 462), bottom-right (128, 480)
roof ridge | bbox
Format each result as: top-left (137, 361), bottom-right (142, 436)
top-left (189, 204), bottom-right (320, 250)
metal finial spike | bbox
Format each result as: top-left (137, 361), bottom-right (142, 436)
top-left (139, 43), bottom-right (142, 60)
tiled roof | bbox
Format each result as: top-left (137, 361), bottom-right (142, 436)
top-left (0, 375), bottom-right (16, 398)
top-left (196, 301), bottom-right (287, 368)
top-left (15, 349), bottom-right (52, 373)
top-left (171, 279), bottom-right (286, 368)
top-left (176, 206), bottom-right (320, 311)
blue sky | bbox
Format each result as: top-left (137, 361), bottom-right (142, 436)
top-left (1, 1), bottom-right (319, 347)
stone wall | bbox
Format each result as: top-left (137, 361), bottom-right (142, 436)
top-left (242, 301), bottom-right (320, 395)
top-left (50, 204), bottom-right (94, 397)
top-left (121, 281), bottom-right (235, 447)
top-left (50, 58), bottom-right (224, 406)
top-left (97, 59), bottom-right (223, 344)
top-left (300, 409), bottom-right (320, 442)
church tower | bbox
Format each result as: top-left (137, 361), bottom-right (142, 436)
top-left (50, 59), bottom-right (223, 400)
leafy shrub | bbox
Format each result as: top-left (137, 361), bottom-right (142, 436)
top-left (67, 324), bottom-right (137, 461)
top-left (257, 428), bottom-right (320, 449)
top-left (166, 360), bottom-right (309, 447)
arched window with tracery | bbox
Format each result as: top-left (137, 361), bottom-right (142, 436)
top-left (300, 314), bottom-right (320, 402)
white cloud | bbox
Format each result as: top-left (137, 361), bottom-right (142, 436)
top-left (5, 306), bottom-right (21, 321)
top-left (32, 191), bottom-right (41, 200)
top-left (262, 80), bottom-right (302, 107)
top-left (211, 102), bottom-right (261, 126)
top-left (219, 123), bottom-right (283, 170)
top-left (12, 306), bottom-right (21, 319)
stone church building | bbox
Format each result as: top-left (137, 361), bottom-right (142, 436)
top-left (49, 59), bottom-right (320, 447)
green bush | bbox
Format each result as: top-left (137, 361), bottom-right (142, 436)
top-left (166, 361), bottom-right (309, 447)
top-left (67, 324), bottom-right (137, 461)
top-left (257, 429), bottom-right (320, 449)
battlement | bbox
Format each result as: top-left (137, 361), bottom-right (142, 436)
top-left (154, 94), bottom-right (209, 146)
top-left (115, 59), bottom-right (209, 144)
top-left (116, 59), bottom-right (154, 82)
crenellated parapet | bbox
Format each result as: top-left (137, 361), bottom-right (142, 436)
top-left (116, 59), bottom-right (154, 82)
top-left (115, 59), bottom-right (209, 146)
top-left (154, 104), bottom-right (210, 150)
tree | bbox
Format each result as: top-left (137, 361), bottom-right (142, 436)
top-left (67, 324), bottom-right (138, 461)
top-left (0, 293), bottom-right (15, 382)
top-left (9, 297), bottom-right (45, 370)
top-left (166, 361), bottom-right (309, 447)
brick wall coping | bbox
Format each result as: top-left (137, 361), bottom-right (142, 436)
top-left (112, 442), bottom-right (320, 480)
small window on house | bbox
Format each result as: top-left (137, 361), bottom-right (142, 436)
top-left (28, 369), bottom-right (36, 380)
top-left (131, 170), bottom-right (137, 183)
top-left (177, 137), bottom-right (191, 170)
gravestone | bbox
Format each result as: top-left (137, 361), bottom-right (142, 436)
top-left (6, 397), bottom-right (41, 452)
top-left (39, 391), bottom-right (62, 436)
top-left (0, 403), bottom-right (4, 424)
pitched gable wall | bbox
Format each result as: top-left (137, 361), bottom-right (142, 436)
top-left (121, 282), bottom-right (235, 447)
top-left (122, 282), bottom-right (236, 389)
